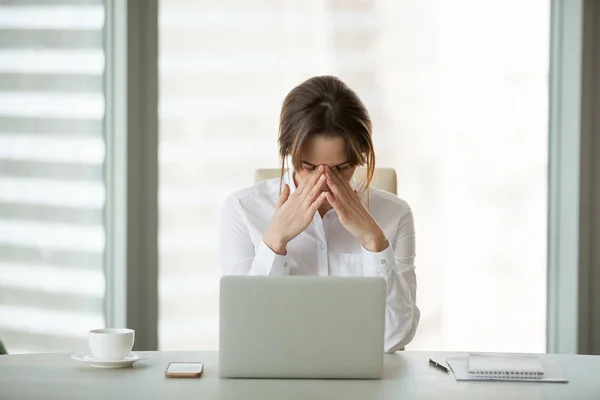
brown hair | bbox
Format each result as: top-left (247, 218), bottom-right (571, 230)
top-left (278, 75), bottom-right (375, 194)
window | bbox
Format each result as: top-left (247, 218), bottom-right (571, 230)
top-left (158, 0), bottom-right (549, 352)
top-left (0, 1), bottom-right (105, 353)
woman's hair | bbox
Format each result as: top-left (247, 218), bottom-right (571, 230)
top-left (278, 75), bottom-right (375, 194)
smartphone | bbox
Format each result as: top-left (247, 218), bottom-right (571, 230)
top-left (165, 362), bottom-right (204, 378)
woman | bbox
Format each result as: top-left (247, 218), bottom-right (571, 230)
top-left (219, 76), bottom-right (419, 352)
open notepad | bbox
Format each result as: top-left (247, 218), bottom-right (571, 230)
top-left (446, 354), bottom-right (568, 383)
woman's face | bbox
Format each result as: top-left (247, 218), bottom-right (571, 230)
top-left (295, 135), bottom-right (356, 192)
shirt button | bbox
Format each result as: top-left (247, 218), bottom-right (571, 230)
top-left (381, 259), bottom-right (387, 265)
top-left (284, 262), bottom-right (288, 268)
top-left (325, 214), bottom-right (330, 219)
top-left (320, 244), bottom-right (325, 250)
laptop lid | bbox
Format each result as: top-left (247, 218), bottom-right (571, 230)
top-left (219, 276), bottom-right (385, 379)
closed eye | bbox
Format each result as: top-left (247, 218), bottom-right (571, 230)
top-left (301, 161), bottom-right (350, 171)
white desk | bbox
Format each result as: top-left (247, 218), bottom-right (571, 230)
top-left (0, 351), bottom-right (598, 399)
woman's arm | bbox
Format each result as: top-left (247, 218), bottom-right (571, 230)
top-left (220, 170), bottom-right (327, 276)
top-left (361, 209), bottom-right (419, 353)
top-left (219, 194), bottom-right (291, 276)
top-left (323, 166), bottom-right (419, 352)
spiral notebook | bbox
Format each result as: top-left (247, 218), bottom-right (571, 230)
top-left (468, 353), bottom-right (544, 378)
top-left (446, 353), bottom-right (568, 383)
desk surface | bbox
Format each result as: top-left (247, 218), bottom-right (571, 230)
top-left (1, 351), bottom-right (599, 400)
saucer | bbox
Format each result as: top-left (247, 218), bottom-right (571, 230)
top-left (71, 352), bottom-right (151, 368)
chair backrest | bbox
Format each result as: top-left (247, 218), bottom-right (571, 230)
top-left (255, 167), bottom-right (397, 195)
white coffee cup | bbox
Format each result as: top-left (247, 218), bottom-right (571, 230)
top-left (88, 328), bottom-right (135, 361)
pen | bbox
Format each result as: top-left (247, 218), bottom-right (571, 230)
top-left (428, 358), bottom-right (449, 373)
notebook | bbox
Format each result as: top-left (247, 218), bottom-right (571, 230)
top-left (446, 353), bottom-right (568, 383)
top-left (467, 353), bottom-right (544, 378)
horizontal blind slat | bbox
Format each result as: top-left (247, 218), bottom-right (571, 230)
top-left (0, 29), bottom-right (102, 49)
top-left (0, 243), bottom-right (102, 269)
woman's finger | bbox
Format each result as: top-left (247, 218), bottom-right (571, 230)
top-left (307, 191), bottom-right (327, 216)
top-left (294, 170), bottom-right (311, 195)
top-left (325, 173), bottom-right (345, 200)
top-left (325, 166), bottom-right (353, 198)
top-left (297, 168), bottom-right (323, 198)
top-left (325, 167), bottom-right (353, 202)
top-left (276, 184), bottom-right (290, 210)
top-left (303, 174), bottom-right (326, 208)
top-left (325, 191), bottom-right (344, 216)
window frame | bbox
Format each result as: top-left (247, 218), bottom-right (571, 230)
top-left (103, 0), bottom-right (597, 354)
top-left (103, 0), bottom-right (159, 351)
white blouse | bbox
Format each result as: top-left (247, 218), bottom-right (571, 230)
top-left (219, 169), bottom-right (420, 352)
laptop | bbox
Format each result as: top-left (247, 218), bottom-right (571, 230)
top-left (219, 276), bottom-right (386, 379)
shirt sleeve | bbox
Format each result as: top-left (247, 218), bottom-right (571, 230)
top-left (361, 206), bottom-right (420, 353)
top-left (219, 194), bottom-right (290, 276)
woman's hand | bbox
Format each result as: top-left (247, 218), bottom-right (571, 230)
top-left (263, 165), bottom-right (328, 254)
top-left (324, 166), bottom-right (389, 252)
